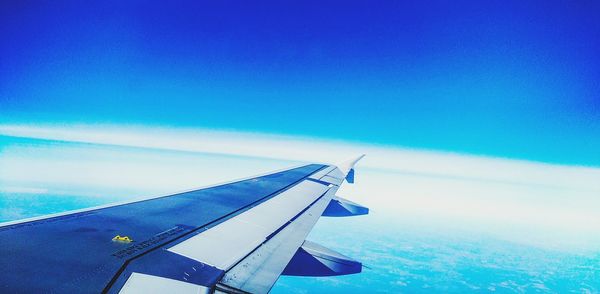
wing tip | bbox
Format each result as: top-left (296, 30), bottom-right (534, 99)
top-left (337, 154), bottom-right (366, 175)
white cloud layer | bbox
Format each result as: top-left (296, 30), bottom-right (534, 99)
top-left (1, 123), bottom-right (599, 252)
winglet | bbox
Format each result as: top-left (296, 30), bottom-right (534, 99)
top-left (337, 154), bottom-right (365, 176)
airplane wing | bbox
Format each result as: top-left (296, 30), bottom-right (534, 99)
top-left (0, 155), bottom-right (368, 294)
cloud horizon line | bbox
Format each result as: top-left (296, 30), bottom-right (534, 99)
top-left (1, 123), bottom-right (599, 193)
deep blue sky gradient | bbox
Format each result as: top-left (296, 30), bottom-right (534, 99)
top-left (1, 1), bottom-right (599, 165)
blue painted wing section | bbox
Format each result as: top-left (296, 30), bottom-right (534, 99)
top-left (0, 164), bottom-right (325, 293)
top-left (345, 168), bottom-right (355, 183)
top-left (281, 240), bottom-right (362, 277)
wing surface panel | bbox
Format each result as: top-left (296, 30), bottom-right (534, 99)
top-left (0, 164), bottom-right (325, 293)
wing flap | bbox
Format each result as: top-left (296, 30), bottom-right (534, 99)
top-left (119, 273), bottom-right (211, 294)
top-left (167, 180), bottom-right (329, 270)
top-left (281, 240), bottom-right (362, 277)
top-left (217, 185), bottom-right (336, 293)
top-left (322, 196), bottom-right (369, 217)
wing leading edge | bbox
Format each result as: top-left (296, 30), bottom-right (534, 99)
top-left (0, 156), bottom-right (367, 294)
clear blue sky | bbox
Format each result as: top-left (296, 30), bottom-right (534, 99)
top-left (1, 0), bottom-right (599, 165)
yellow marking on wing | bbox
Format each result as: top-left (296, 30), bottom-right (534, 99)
top-left (112, 235), bottom-right (133, 243)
